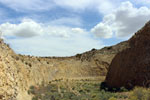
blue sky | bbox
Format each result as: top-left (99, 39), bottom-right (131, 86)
top-left (0, 0), bottom-right (149, 56)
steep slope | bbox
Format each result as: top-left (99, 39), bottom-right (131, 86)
top-left (105, 21), bottom-right (150, 89)
top-left (0, 39), bottom-right (22, 100)
top-left (0, 38), bottom-right (128, 100)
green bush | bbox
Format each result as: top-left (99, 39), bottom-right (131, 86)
top-left (28, 81), bottom-right (129, 100)
top-left (99, 90), bottom-right (116, 100)
top-left (28, 86), bottom-right (35, 94)
top-left (129, 87), bottom-right (150, 100)
top-left (120, 87), bottom-right (128, 92)
top-left (32, 97), bottom-right (38, 100)
top-left (108, 97), bottom-right (117, 100)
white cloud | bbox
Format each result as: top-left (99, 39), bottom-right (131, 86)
top-left (71, 28), bottom-right (87, 34)
top-left (0, 19), bottom-right (43, 37)
top-left (0, 0), bottom-right (54, 12)
top-left (1, 0), bottom-right (149, 15)
top-left (0, 18), bottom-right (103, 56)
top-left (91, 1), bottom-right (150, 38)
top-left (2, 1), bottom-right (149, 56)
top-left (54, 0), bottom-right (115, 14)
top-left (49, 17), bottom-right (82, 27)
top-left (54, 0), bottom-right (92, 10)
top-left (0, 18), bottom-right (84, 38)
top-left (5, 35), bottom-right (102, 56)
top-left (94, 0), bottom-right (115, 14)
top-left (6, 35), bottom-right (102, 56)
top-left (91, 23), bottom-right (113, 38)
top-left (0, 0), bottom-right (116, 14)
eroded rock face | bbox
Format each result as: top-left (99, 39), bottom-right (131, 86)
top-left (105, 21), bottom-right (150, 89)
top-left (0, 36), bottom-right (128, 99)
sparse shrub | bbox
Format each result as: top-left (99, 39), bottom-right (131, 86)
top-left (15, 56), bottom-right (19, 60)
top-left (112, 88), bottom-right (117, 91)
top-left (108, 97), bottom-right (117, 100)
top-left (38, 59), bottom-right (41, 62)
top-left (99, 90), bottom-right (116, 100)
top-left (116, 94), bottom-right (128, 99)
top-left (28, 86), bottom-right (36, 94)
top-left (91, 48), bottom-right (96, 51)
top-left (120, 87), bottom-right (128, 92)
top-left (25, 62), bottom-right (28, 65)
top-left (85, 89), bottom-right (90, 92)
top-left (76, 54), bottom-right (81, 58)
top-left (129, 87), bottom-right (150, 100)
top-left (79, 89), bottom-right (84, 93)
top-left (107, 46), bottom-right (112, 50)
top-left (28, 80), bottom-right (130, 100)
top-left (92, 94), bottom-right (96, 98)
top-left (144, 91), bottom-right (150, 100)
top-left (100, 82), bottom-right (129, 92)
top-left (32, 97), bottom-right (38, 100)
top-left (100, 82), bottom-right (108, 91)
top-left (72, 87), bottom-right (75, 90)
top-left (28, 63), bottom-right (32, 67)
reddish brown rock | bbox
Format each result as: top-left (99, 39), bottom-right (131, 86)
top-left (105, 21), bottom-right (150, 89)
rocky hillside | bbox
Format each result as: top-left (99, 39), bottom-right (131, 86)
top-left (105, 21), bottom-right (150, 89)
top-left (0, 37), bottom-right (128, 100)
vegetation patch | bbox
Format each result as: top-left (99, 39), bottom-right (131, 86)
top-left (28, 79), bottom-right (129, 100)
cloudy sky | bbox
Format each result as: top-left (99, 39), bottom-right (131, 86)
top-left (0, 0), bottom-right (149, 56)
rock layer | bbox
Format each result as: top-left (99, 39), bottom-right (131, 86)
top-left (105, 21), bottom-right (150, 89)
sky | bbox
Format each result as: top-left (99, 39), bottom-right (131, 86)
top-left (0, 0), bottom-right (150, 56)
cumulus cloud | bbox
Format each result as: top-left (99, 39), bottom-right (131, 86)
top-left (91, 23), bottom-right (113, 38)
top-left (0, 18), bottom-right (103, 56)
top-left (2, 21), bottom-right (102, 56)
top-left (0, 18), bottom-right (85, 38)
top-left (1, 0), bottom-right (149, 56)
top-left (91, 1), bottom-right (150, 38)
top-left (0, 19), bottom-right (43, 37)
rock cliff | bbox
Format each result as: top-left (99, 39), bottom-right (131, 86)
top-left (0, 37), bottom-right (128, 99)
top-left (105, 21), bottom-right (150, 89)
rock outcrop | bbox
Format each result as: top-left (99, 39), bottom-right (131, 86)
top-left (0, 36), bottom-right (128, 99)
top-left (105, 21), bottom-right (150, 89)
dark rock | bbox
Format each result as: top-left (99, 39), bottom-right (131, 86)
top-left (105, 21), bottom-right (150, 89)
